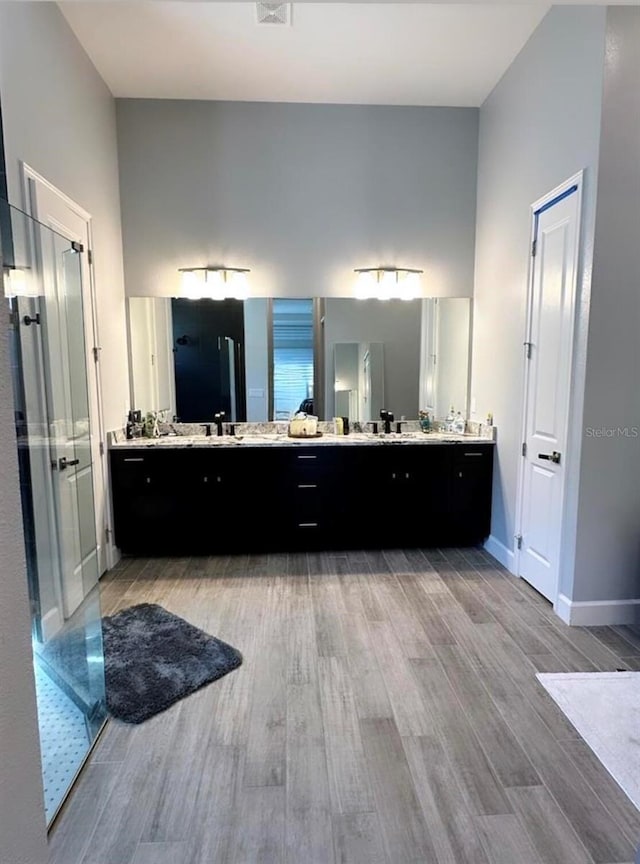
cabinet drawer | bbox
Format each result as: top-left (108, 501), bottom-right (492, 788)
top-left (452, 446), bottom-right (493, 463)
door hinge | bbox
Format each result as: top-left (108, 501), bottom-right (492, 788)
top-left (515, 533), bottom-right (523, 550)
top-left (105, 526), bottom-right (112, 542)
top-left (531, 239), bottom-right (537, 257)
top-left (71, 240), bottom-right (84, 254)
top-left (522, 442), bottom-right (527, 457)
top-left (92, 346), bottom-right (101, 362)
top-left (99, 441), bottom-right (105, 456)
top-left (88, 249), bottom-right (93, 266)
top-left (523, 341), bottom-right (533, 359)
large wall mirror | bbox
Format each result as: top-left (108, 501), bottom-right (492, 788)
top-left (127, 296), bottom-right (471, 423)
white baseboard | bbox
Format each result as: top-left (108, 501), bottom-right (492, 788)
top-left (104, 538), bottom-right (121, 573)
top-left (484, 534), bottom-right (516, 574)
top-left (555, 593), bottom-right (640, 627)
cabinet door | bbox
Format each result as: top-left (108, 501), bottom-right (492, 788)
top-left (389, 446), bottom-right (448, 546)
top-left (111, 451), bottom-right (184, 553)
top-left (354, 446), bottom-right (447, 547)
top-left (180, 448), bottom-right (274, 553)
top-left (447, 447), bottom-right (494, 544)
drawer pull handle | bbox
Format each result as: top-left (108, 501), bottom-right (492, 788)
top-left (298, 522), bottom-right (318, 528)
top-left (124, 457), bottom-right (144, 462)
top-left (298, 484), bottom-right (317, 489)
top-left (463, 452), bottom-right (484, 457)
top-left (297, 455), bottom-right (317, 460)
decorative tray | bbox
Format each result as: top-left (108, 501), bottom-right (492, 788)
top-left (287, 431), bottom-right (324, 439)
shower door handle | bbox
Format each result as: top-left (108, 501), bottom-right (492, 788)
top-left (53, 457), bottom-right (80, 471)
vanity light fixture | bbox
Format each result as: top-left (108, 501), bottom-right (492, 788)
top-left (353, 267), bottom-right (423, 301)
top-left (179, 267), bottom-right (251, 301)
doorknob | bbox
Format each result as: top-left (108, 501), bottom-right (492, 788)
top-left (54, 457), bottom-right (81, 471)
top-left (538, 451), bottom-right (561, 464)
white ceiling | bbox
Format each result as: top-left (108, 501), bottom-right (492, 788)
top-left (59, 2), bottom-right (551, 107)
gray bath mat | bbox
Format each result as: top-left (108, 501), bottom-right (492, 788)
top-left (102, 603), bottom-right (242, 724)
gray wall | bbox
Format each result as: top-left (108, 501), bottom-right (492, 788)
top-left (571, 7), bottom-right (640, 605)
top-left (0, 2), bottom-right (128, 432)
top-left (116, 100), bottom-right (478, 300)
top-left (324, 299), bottom-right (422, 420)
top-left (0, 5), bottom-right (128, 859)
top-left (472, 6), bottom-right (606, 565)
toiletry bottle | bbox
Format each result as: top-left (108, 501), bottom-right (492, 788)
top-left (454, 411), bottom-right (465, 434)
top-left (446, 405), bottom-right (455, 433)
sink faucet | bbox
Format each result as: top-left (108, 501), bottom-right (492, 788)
top-left (380, 409), bottom-right (395, 434)
top-left (201, 423), bottom-right (212, 437)
top-left (214, 411), bottom-right (226, 436)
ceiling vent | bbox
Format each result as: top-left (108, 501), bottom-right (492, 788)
top-left (256, 3), bottom-right (291, 26)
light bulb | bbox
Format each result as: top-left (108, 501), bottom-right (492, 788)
top-left (181, 270), bottom-right (207, 299)
top-left (354, 271), bottom-right (375, 299)
top-left (229, 271), bottom-right (249, 300)
top-left (378, 271), bottom-right (396, 301)
top-left (206, 270), bottom-right (226, 300)
top-left (400, 271), bottom-right (421, 300)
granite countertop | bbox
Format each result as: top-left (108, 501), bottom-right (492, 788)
top-left (110, 430), bottom-right (495, 450)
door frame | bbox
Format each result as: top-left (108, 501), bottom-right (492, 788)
top-left (514, 170), bottom-right (583, 610)
top-left (20, 163), bottom-right (113, 573)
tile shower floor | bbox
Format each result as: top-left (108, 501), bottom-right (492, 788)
top-left (34, 662), bottom-right (89, 823)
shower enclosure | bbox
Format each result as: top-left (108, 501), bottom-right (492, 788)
top-left (2, 200), bottom-right (107, 825)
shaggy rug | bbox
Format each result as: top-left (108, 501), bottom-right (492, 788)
top-left (537, 671), bottom-right (640, 809)
top-left (102, 603), bottom-right (242, 724)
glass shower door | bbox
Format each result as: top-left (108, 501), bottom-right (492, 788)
top-left (3, 202), bottom-right (107, 826)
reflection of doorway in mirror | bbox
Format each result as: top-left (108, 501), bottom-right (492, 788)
top-left (128, 297), bottom-right (176, 420)
top-left (359, 343), bottom-right (384, 422)
top-left (333, 341), bottom-right (383, 423)
top-left (419, 298), bottom-right (470, 420)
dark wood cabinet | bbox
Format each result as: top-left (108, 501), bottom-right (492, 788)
top-left (110, 442), bottom-right (493, 555)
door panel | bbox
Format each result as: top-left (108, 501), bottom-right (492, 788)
top-left (519, 184), bottom-right (580, 601)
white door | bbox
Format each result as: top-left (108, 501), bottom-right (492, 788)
top-left (26, 173), bottom-right (109, 578)
top-left (517, 178), bottom-right (581, 602)
top-left (41, 229), bottom-right (99, 616)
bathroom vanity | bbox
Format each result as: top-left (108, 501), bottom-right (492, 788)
top-left (110, 434), bottom-right (494, 554)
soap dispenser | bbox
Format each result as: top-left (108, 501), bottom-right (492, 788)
top-left (454, 412), bottom-right (465, 435)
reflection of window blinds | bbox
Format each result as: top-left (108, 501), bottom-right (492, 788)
top-left (273, 299), bottom-right (314, 418)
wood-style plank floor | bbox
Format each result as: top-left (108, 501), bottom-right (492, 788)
top-left (48, 548), bottom-right (640, 864)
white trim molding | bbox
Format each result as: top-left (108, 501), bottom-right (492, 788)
top-left (555, 593), bottom-right (640, 627)
top-left (484, 535), bottom-right (516, 574)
